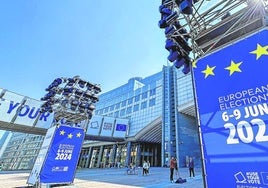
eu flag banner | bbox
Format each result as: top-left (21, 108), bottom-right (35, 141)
top-left (193, 28), bottom-right (268, 188)
top-left (116, 124), bottom-right (127, 131)
top-left (40, 125), bottom-right (85, 184)
top-left (113, 118), bottom-right (128, 138)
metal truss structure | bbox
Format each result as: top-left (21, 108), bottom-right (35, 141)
top-left (179, 0), bottom-right (268, 58)
top-left (162, 0), bottom-right (268, 60)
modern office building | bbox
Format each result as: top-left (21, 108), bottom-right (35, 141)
top-left (0, 65), bottom-right (200, 170)
top-left (78, 65), bottom-right (200, 169)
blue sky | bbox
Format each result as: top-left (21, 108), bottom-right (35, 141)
top-left (0, 0), bottom-right (167, 100)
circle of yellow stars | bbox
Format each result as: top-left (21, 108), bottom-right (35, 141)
top-left (59, 129), bottom-right (83, 139)
top-left (194, 43), bottom-right (268, 78)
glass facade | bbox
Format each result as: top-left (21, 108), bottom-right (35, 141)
top-left (0, 132), bottom-right (43, 170)
top-left (0, 65), bottom-right (201, 170)
top-left (95, 74), bottom-right (163, 137)
top-left (82, 65), bottom-right (200, 168)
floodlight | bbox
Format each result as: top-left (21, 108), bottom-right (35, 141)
top-left (174, 58), bottom-right (185, 69)
top-left (41, 91), bottom-right (56, 101)
top-left (67, 78), bottom-right (75, 86)
top-left (61, 99), bottom-right (69, 108)
top-left (83, 90), bottom-right (94, 99)
top-left (159, 5), bottom-right (172, 15)
top-left (158, 6), bottom-right (173, 28)
top-left (70, 99), bottom-right (79, 111)
top-left (93, 84), bottom-right (101, 93)
top-left (45, 78), bottom-right (64, 91)
top-left (83, 103), bottom-right (95, 111)
top-left (78, 80), bottom-right (86, 88)
top-left (182, 62), bottom-right (191, 74)
top-left (159, 19), bottom-right (168, 28)
top-left (63, 87), bottom-right (74, 96)
top-left (165, 26), bottom-right (176, 37)
top-left (75, 89), bottom-right (84, 98)
top-left (177, 0), bottom-right (193, 15)
top-left (165, 38), bottom-right (178, 51)
top-left (168, 49), bottom-right (179, 62)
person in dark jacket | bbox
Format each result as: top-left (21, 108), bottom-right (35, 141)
top-left (189, 157), bottom-right (195, 177)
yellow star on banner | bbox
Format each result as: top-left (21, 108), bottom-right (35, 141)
top-left (224, 60), bottom-right (242, 76)
top-left (202, 65), bottom-right (216, 78)
top-left (68, 133), bottom-right (73, 139)
top-left (60, 130), bottom-right (65, 135)
top-left (76, 132), bottom-right (82, 138)
top-left (192, 60), bottom-right (197, 68)
top-left (250, 43), bottom-right (268, 60)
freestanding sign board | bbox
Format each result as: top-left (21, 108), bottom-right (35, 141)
top-left (193, 28), bottom-right (268, 187)
top-left (28, 125), bottom-right (85, 185)
top-left (27, 126), bottom-right (56, 185)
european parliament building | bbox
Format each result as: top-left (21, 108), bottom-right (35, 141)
top-left (0, 65), bottom-right (201, 170)
top-left (78, 65), bottom-right (200, 169)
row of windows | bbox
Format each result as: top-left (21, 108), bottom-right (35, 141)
top-left (129, 105), bottom-right (162, 136)
top-left (176, 74), bottom-right (193, 105)
top-left (96, 89), bottom-right (157, 115)
top-left (96, 98), bottom-right (156, 117)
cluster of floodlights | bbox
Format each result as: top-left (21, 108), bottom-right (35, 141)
top-left (40, 76), bottom-right (101, 122)
top-left (158, 0), bottom-right (198, 74)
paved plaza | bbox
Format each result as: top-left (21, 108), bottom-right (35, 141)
top-left (0, 167), bottom-right (204, 188)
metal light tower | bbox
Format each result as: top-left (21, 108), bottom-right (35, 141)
top-left (27, 76), bottom-right (101, 187)
top-left (40, 75), bottom-right (101, 131)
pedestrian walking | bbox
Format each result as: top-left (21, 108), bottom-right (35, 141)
top-left (142, 161), bottom-right (149, 175)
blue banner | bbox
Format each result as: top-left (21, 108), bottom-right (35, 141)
top-left (115, 123), bottom-right (127, 131)
top-left (40, 125), bottom-right (85, 184)
top-left (193, 28), bottom-right (268, 188)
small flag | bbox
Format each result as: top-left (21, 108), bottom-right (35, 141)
top-left (116, 124), bottom-right (127, 131)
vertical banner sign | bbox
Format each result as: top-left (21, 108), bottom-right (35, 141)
top-left (40, 125), bottom-right (85, 184)
top-left (193, 28), bottom-right (268, 188)
top-left (27, 126), bottom-right (56, 185)
top-left (28, 125), bottom-right (85, 185)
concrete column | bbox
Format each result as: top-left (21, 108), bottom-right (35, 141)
top-left (136, 144), bottom-right (141, 166)
top-left (125, 141), bottom-right (131, 166)
top-left (110, 144), bottom-right (117, 167)
top-left (97, 146), bottom-right (104, 168)
top-left (85, 147), bottom-right (93, 168)
top-left (154, 146), bottom-right (158, 166)
top-left (78, 150), bottom-right (85, 167)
